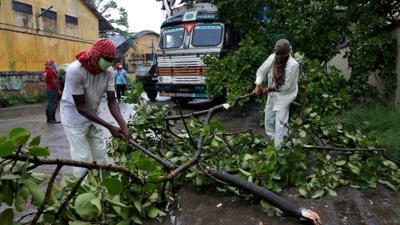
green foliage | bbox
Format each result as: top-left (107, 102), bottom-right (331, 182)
top-left (0, 90), bottom-right (46, 108)
top-left (210, 0), bottom-right (398, 104)
top-left (88, 0), bottom-right (130, 37)
top-left (293, 56), bottom-right (350, 117)
top-left (335, 105), bottom-right (400, 162)
top-left (204, 35), bottom-right (270, 104)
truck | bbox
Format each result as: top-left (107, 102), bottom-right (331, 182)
top-left (155, 2), bottom-right (238, 104)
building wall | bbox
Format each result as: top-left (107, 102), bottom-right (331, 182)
top-left (126, 34), bottom-right (159, 74)
top-left (0, 0), bottom-right (98, 73)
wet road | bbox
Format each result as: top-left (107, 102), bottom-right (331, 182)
top-left (1, 95), bottom-right (399, 225)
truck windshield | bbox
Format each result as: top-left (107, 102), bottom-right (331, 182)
top-left (192, 25), bottom-right (223, 47)
top-left (160, 27), bottom-right (184, 49)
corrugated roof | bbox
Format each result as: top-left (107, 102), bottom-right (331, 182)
top-left (108, 34), bottom-right (128, 47)
top-left (130, 30), bottom-right (159, 37)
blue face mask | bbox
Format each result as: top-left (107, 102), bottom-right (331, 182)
top-left (98, 58), bottom-right (113, 70)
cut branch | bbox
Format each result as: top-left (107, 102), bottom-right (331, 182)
top-left (5, 155), bottom-right (141, 183)
top-left (31, 164), bottom-right (62, 224)
top-left (166, 104), bottom-right (227, 180)
top-left (56, 170), bottom-right (88, 220)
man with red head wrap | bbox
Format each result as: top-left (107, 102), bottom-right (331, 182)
top-left (60, 38), bottom-right (132, 175)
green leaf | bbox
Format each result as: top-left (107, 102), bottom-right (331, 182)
top-left (0, 140), bottom-right (16, 157)
top-left (74, 193), bottom-right (98, 219)
top-left (103, 178), bottom-right (122, 195)
top-left (238, 168), bottom-right (251, 177)
top-left (69, 221), bottom-right (91, 225)
top-left (1, 174), bottom-right (20, 180)
top-left (147, 206), bottom-right (166, 219)
top-left (348, 163), bottom-right (361, 175)
top-left (28, 146), bottom-right (49, 157)
top-left (9, 127), bottom-right (30, 146)
top-left (311, 190), bottom-right (324, 199)
top-left (299, 129), bottom-right (307, 138)
top-left (106, 196), bottom-right (128, 208)
top-left (328, 189), bottom-right (337, 197)
top-left (29, 135), bottom-right (41, 146)
top-left (90, 196), bottom-right (102, 212)
top-left (116, 220), bottom-right (131, 225)
top-left (133, 200), bottom-right (141, 213)
top-left (299, 187), bottom-right (308, 197)
top-left (0, 208), bottom-right (14, 225)
top-left (334, 160), bottom-right (346, 166)
top-left (132, 216), bottom-right (142, 224)
top-left (25, 180), bottom-right (44, 206)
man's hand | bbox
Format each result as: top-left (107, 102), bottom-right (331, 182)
top-left (120, 127), bottom-right (133, 142)
top-left (252, 85), bottom-right (263, 96)
top-left (262, 87), bottom-right (269, 95)
top-left (57, 90), bottom-right (62, 96)
top-left (108, 125), bottom-right (123, 139)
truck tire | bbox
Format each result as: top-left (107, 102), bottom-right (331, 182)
top-left (171, 97), bottom-right (192, 106)
top-left (146, 90), bottom-right (158, 101)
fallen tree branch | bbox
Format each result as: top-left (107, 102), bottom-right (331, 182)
top-left (125, 139), bottom-right (175, 170)
top-left (56, 170), bottom-right (88, 221)
top-left (165, 103), bottom-right (228, 180)
top-left (31, 164), bottom-right (62, 224)
top-left (5, 155), bottom-right (142, 183)
top-left (208, 169), bottom-right (321, 225)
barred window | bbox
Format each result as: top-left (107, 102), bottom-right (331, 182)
top-left (12, 1), bottom-right (33, 14)
top-left (65, 15), bottom-right (78, 25)
top-left (41, 8), bottom-right (57, 20)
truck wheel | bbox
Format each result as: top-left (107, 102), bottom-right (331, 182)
top-left (171, 97), bottom-right (192, 106)
top-left (146, 90), bottom-right (158, 101)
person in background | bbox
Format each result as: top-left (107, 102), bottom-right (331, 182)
top-left (43, 59), bottom-right (62, 123)
top-left (113, 63), bottom-right (128, 102)
top-left (60, 38), bottom-right (132, 176)
top-left (253, 39), bottom-right (300, 149)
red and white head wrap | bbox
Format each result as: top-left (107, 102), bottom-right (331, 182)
top-left (76, 38), bottom-right (116, 75)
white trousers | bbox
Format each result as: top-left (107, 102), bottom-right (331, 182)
top-left (264, 102), bottom-right (289, 149)
top-left (63, 124), bottom-right (107, 176)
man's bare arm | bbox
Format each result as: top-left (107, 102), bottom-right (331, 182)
top-left (72, 94), bottom-right (121, 138)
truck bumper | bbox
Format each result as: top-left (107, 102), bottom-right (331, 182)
top-left (156, 83), bottom-right (207, 98)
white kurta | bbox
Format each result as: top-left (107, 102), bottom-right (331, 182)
top-left (60, 61), bottom-right (115, 175)
top-left (255, 53), bottom-right (300, 148)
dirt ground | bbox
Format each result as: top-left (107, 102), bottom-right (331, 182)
top-left (1, 96), bottom-right (399, 225)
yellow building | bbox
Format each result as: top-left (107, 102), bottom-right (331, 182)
top-left (126, 30), bottom-right (160, 73)
top-left (0, 0), bottom-right (112, 91)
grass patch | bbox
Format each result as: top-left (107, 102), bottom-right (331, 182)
top-left (335, 105), bottom-right (400, 162)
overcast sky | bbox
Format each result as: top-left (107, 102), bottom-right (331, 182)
top-left (116, 0), bottom-right (166, 33)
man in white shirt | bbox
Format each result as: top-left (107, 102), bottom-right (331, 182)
top-left (253, 39), bottom-right (300, 149)
top-left (60, 38), bottom-right (132, 175)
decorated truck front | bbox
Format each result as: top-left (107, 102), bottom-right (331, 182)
top-left (155, 3), bottom-right (225, 102)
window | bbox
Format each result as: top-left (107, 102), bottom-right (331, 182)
top-left (65, 15), bottom-right (78, 25)
top-left (192, 25), bottom-right (223, 47)
top-left (160, 27), bottom-right (184, 49)
top-left (41, 8), bottom-right (57, 20)
top-left (12, 1), bottom-right (32, 14)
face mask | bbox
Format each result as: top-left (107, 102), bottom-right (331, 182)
top-left (98, 58), bottom-right (113, 70)
top-left (118, 65), bottom-right (123, 69)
